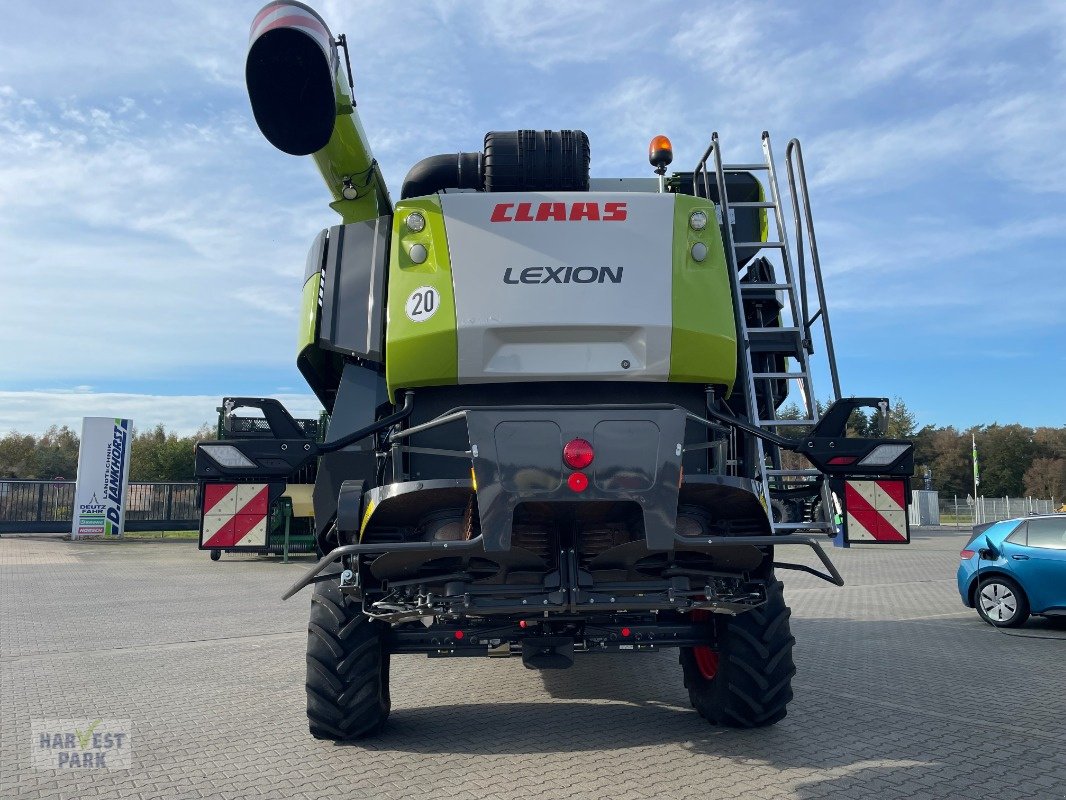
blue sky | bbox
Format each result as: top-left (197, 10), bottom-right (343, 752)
top-left (1, 0), bottom-right (1065, 434)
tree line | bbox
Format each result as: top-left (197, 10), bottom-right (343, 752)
top-left (1, 402), bottom-right (1064, 498)
top-left (776, 399), bottom-right (1065, 499)
top-left (0, 424), bottom-right (212, 482)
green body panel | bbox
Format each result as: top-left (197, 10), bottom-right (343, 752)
top-left (384, 198), bottom-right (459, 400)
top-left (314, 64), bottom-right (391, 223)
top-left (297, 270), bottom-right (322, 355)
top-left (669, 195), bottom-right (738, 390)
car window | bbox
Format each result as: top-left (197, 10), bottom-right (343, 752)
top-left (1006, 525), bottom-right (1027, 545)
top-left (965, 520), bottom-right (1019, 547)
top-left (1025, 517), bottom-right (1066, 550)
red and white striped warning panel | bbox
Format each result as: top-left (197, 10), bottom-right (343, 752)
top-left (844, 479), bottom-right (909, 543)
top-left (200, 483), bottom-right (270, 549)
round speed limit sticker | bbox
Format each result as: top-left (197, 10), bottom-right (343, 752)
top-left (405, 286), bottom-right (440, 322)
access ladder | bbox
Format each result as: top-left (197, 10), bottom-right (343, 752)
top-left (693, 132), bottom-right (841, 535)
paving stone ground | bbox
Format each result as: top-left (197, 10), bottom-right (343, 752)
top-left (1, 530), bottom-right (1064, 799)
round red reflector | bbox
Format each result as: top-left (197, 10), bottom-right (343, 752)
top-left (454, 630), bottom-right (464, 640)
top-left (567, 472), bottom-right (589, 492)
top-left (621, 627), bottom-right (632, 638)
top-left (563, 438), bottom-right (594, 470)
top-left (519, 620), bottom-right (527, 629)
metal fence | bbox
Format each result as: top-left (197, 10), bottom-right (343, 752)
top-left (0, 480), bottom-right (198, 534)
top-left (934, 494), bottom-right (1058, 529)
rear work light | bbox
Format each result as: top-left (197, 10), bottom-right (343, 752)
top-left (200, 445), bottom-right (256, 468)
top-left (858, 443), bottom-right (909, 467)
top-left (563, 438), bottom-right (594, 470)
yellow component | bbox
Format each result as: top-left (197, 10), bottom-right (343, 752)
top-left (471, 467), bottom-right (478, 493)
top-left (358, 498), bottom-right (377, 541)
top-left (281, 484), bottom-right (314, 518)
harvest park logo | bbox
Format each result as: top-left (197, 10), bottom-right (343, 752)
top-left (31, 719), bottom-right (132, 769)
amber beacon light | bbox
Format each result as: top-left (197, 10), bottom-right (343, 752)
top-left (648, 134), bottom-right (673, 175)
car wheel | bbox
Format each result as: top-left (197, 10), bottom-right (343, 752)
top-left (976, 576), bottom-right (1030, 628)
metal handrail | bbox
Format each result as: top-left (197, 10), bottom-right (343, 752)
top-left (785, 138), bottom-right (841, 400)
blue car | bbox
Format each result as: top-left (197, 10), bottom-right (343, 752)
top-left (957, 514), bottom-right (1066, 627)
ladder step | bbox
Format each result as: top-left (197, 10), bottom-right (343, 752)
top-left (746, 327), bottom-right (804, 358)
top-left (757, 419), bottom-right (816, 427)
top-left (752, 372), bottom-right (809, 380)
top-left (724, 164), bottom-right (769, 171)
top-left (742, 283), bottom-right (792, 291)
top-left (730, 201), bottom-right (777, 208)
top-left (734, 241), bottom-right (786, 249)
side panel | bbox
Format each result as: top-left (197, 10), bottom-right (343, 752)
top-left (297, 271), bottom-right (321, 354)
top-left (385, 197), bottom-right (459, 398)
top-left (669, 194), bottom-right (737, 388)
top-left (319, 218), bottom-right (389, 362)
top-left (296, 228), bottom-right (326, 355)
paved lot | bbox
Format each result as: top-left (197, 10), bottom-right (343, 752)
top-left (1, 531), bottom-right (1064, 800)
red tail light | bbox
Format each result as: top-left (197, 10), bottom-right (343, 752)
top-left (567, 472), bottom-right (589, 492)
top-left (563, 438), bottom-right (594, 469)
top-left (960, 549), bottom-right (975, 559)
top-left (827, 455), bottom-right (857, 466)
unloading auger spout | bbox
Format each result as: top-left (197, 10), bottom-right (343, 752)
top-left (245, 1), bottom-right (391, 222)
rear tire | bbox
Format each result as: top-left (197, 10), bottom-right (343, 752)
top-left (305, 566), bottom-right (390, 740)
top-left (679, 578), bottom-right (796, 727)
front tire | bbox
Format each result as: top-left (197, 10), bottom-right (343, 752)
top-left (305, 566), bottom-right (390, 740)
top-left (976, 576), bottom-right (1030, 628)
top-left (680, 578), bottom-right (796, 727)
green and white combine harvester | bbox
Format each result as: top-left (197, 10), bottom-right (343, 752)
top-left (195, 1), bottom-right (915, 739)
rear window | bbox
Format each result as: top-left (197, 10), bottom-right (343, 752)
top-left (1025, 517), bottom-right (1066, 550)
top-left (965, 520), bottom-right (1022, 547)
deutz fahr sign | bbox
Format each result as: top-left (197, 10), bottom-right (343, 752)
top-left (72, 417), bottom-right (132, 539)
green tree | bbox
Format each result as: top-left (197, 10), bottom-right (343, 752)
top-left (0, 432), bottom-right (37, 478)
top-left (974, 424), bottom-right (1038, 497)
top-left (1023, 458), bottom-right (1066, 499)
top-left (913, 425), bottom-right (971, 496)
top-left (869, 397), bottom-right (917, 439)
top-left (129, 424), bottom-right (208, 481)
top-left (31, 426), bottom-right (81, 479)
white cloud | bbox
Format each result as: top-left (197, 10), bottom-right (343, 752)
top-left (0, 391), bottom-right (322, 436)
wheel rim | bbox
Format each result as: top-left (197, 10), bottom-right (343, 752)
top-left (693, 646), bottom-right (719, 680)
top-left (979, 582), bottom-right (1017, 622)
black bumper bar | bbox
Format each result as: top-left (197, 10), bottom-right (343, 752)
top-left (281, 533), bottom-right (843, 601)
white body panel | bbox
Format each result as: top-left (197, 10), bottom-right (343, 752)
top-left (440, 192), bottom-right (675, 383)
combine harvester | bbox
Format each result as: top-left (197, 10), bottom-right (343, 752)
top-left (194, 0), bottom-right (915, 738)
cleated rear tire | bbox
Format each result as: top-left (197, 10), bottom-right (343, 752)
top-left (679, 577), bottom-right (796, 727)
top-left (305, 566), bottom-right (390, 740)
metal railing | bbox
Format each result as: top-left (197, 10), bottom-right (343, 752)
top-left (931, 494), bottom-right (1058, 529)
top-left (0, 480), bottom-right (198, 534)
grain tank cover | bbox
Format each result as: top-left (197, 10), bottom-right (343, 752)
top-left (445, 192), bottom-right (672, 382)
